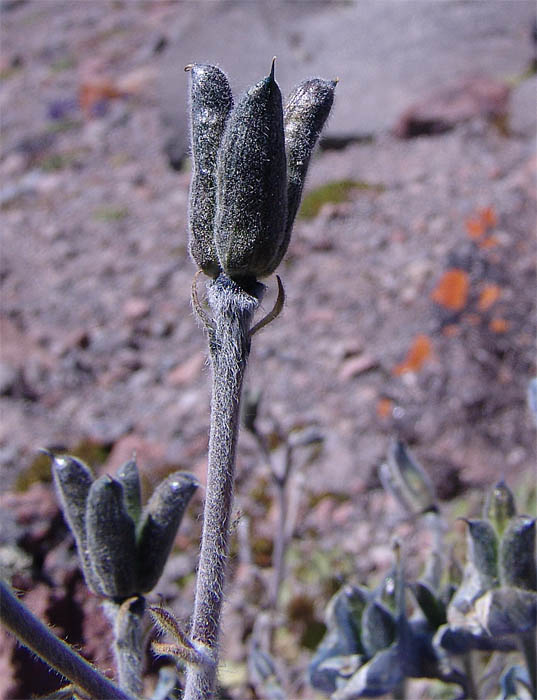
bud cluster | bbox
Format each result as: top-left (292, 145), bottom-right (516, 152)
top-left (186, 61), bottom-right (336, 286)
top-left (50, 453), bottom-right (198, 600)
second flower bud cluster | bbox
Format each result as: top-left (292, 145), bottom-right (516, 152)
top-left (50, 453), bottom-right (198, 600)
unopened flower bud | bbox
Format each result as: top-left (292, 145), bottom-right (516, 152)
top-left (279, 77), bottom-right (336, 264)
top-left (86, 476), bottom-right (137, 598)
top-left (215, 60), bottom-right (287, 282)
top-left (484, 480), bottom-right (516, 536)
top-left (136, 472), bottom-right (198, 592)
top-left (465, 519), bottom-right (499, 584)
top-left (50, 454), bottom-right (104, 595)
top-left (187, 64), bottom-right (233, 277)
top-left (116, 456), bottom-right (142, 526)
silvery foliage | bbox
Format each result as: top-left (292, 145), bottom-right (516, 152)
top-left (310, 443), bottom-right (536, 699)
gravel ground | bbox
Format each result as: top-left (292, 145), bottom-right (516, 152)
top-left (0, 1), bottom-right (535, 697)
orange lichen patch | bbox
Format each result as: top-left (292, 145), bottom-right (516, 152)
top-left (466, 217), bottom-right (486, 239)
top-left (79, 78), bottom-right (122, 116)
top-left (479, 206), bottom-right (497, 228)
top-left (478, 235), bottom-right (499, 249)
top-left (466, 205), bottom-right (497, 239)
top-left (478, 283), bottom-right (501, 311)
top-left (376, 397), bottom-right (393, 419)
top-left (431, 268), bottom-right (470, 311)
top-left (394, 334), bottom-right (432, 376)
top-left (489, 318), bottom-right (510, 333)
top-left (442, 324), bottom-right (460, 337)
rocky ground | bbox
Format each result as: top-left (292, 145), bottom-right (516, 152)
top-left (0, 1), bottom-right (536, 698)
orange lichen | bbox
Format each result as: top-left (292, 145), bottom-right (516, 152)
top-left (394, 334), bottom-right (432, 375)
top-left (478, 284), bottom-right (501, 311)
top-left (431, 268), bottom-right (470, 311)
top-left (489, 318), bottom-right (509, 333)
top-left (376, 397), bottom-right (393, 419)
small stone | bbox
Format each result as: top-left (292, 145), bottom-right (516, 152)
top-left (123, 297), bottom-right (150, 321)
top-left (339, 354), bottom-right (378, 381)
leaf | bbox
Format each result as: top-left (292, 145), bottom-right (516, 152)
top-left (393, 334), bottom-right (432, 375)
top-left (474, 587), bottom-right (537, 636)
top-left (332, 645), bottom-right (403, 700)
top-left (431, 268), bottom-right (469, 311)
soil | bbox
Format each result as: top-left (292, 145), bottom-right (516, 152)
top-left (0, 2), bottom-right (535, 698)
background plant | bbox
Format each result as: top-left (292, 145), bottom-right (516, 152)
top-left (309, 440), bottom-right (537, 700)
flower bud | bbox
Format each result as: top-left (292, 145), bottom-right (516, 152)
top-left (215, 60), bottom-right (287, 281)
top-left (86, 476), bottom-right (137, 598)
top-left (279, 78), bottom-right (336, 263)
top-left (136, 472), bottom-right (198, 592)
top-left (465, 519), bottom-right (499, 583)
top-left (50, 454), bottom-right (104, 595)
top-left (484, 480), bottom-right (516, 536)
top-left (116, 456), bottom-right (142, 526)
top-left (379, 440), bottom-right (437, 516)
top-left (187, 64), bottom-right (233, 277)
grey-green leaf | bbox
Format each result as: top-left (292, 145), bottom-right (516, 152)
top-left (499, 515), bottom-right (536, 590)
top-left (86, 476), bottom-right (137, 598)
top-left (187, 63), bottom-right (233, 277)
top-left (361, 601), bottom-right (396, 657)
top-left (136, 472), bottom-right (198, 593)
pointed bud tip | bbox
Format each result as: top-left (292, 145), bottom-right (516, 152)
top-left (270, 56), bottom-right (276, 80)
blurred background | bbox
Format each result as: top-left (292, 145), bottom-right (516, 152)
top-left (1, 1), bottom-right (535, 697)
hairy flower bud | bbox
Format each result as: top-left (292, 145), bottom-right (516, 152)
top-left (484, 479), bottom-right (516, 536)
top-left (187, 64), bottom-right (233, 277)
top-left (136, 472), bottom-right (198, 593)
top-left (51, 454), bottom-right (103, 595)
top-left (116, 456), bottom-right (142, 526)
top-left (186, 62), bottom-right (336, 286)
top-left (279, 78), bottom-right (336, 262)
top-left (86, 476), bottom-right (137, 598)
top-left (215, 60), bottom-right (287, 281)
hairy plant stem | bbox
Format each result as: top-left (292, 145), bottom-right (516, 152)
top-left (0, 579), bottom-right (134, 700)
top-left (184, 274), bottom-right (263, 700)
top-left (462, 651), bottom-right (479, 700)
top-left (106, 596), bottom-right (146, 696)
top-left (519, 630), bottom-right (537, 697)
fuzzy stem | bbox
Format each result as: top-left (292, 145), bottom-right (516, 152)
top-left (0, 579), bottom-right (134, 700)
top-left (519, 630), bottom-right (537, 698)
top-left (107, 596), bottom-right (146, 696)
top-left (462, 652), bottom-right (479, 700)
top-left (184, 274), bottom-right (263, 700)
